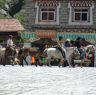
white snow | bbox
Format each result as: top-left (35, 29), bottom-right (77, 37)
top-left (0, 66), bottom-right (96, 95)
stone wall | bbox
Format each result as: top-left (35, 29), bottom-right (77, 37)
top-left (23, 0), bottom-right (96, 33)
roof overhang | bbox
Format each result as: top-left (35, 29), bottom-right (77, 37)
top-left (0, 19), bottom-right (24, 32)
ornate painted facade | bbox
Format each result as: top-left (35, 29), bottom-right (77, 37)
top-left (23, 0), bottom-right (96, 42)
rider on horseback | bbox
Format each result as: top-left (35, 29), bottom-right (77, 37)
top-left (7, 35), bottom-right (14, 47)
top-left (6, 35), bottom-right (16, 51)
top-left (4, 35), bottom-right (16, 65)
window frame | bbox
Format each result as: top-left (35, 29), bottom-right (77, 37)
top-left (40, 8), bottom-right (56, 22)
top-left (35, 2), bottom-right (61, 25)
top-left (74, 9), bottom-right (88, 22)
top-left (68, 2), bottom-right (94, 25)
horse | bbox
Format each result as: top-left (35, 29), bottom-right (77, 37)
top-left (3, 46), bottom-right (17, 66)
top-left (0, 46), bottom-right (18, 66)
top-left (70, 45), bottom-right (94, 67)
top-left (44, 47), bottom-right (92, 67)
top-left (43, 46), bottom-right (68, 67)
top-left (0, 46), bottom-right (30, 66)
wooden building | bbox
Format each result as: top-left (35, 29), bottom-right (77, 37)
top-left (0, 19), bottom-right (24, 44)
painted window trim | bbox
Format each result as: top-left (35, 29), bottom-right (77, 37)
top-left (40, 8), bottom-right (56, 21)
top-left (35, 2), bottom-right (61, 25)
top-left (74, 9), bottom-right (88, 22)
top-left (68, 2), bottom-right (94, 25)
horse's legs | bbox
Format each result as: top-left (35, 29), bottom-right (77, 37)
top-left (80, 60), bottom-right (83, 67)
top-left (58, 63), bottom-right (62, 67)
top-left (70, 59), bottom-right (75, 67)
top-left (35, 60), bottom-right (38, 67)
top-left (4, 55), bottom-right (8, 65)
top-left (46, 58), bottom-right (51, 67)
top-left (58, 59), bottom-right (63, 67)
top-left (11, 57), bottom-right (15, 66)
top-left (19, 59), bottom-right (24, 67)
top-left (48, 61), bottom-right (51, 67)
top-left (1, 56), bottom-right (5, 66)
top-left (89, 60), bottom-right (94, 67)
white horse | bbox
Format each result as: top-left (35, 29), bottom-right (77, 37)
top-left (44, 46), bottom-right (80, 67)
top-left (43, 47), bottom-right (65, 66)
top-left (44, 48), bottom-right (64, 59)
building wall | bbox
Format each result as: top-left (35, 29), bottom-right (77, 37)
top-left (24, 0), bottom-right (36, 32)
top-left (59, 1), bottom-right (69, 27)
top-left (93, 1), bottom-right (96, 26)
top-left (23, 0), bottom-right (96, 34)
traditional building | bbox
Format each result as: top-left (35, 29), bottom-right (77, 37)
top-left (23, 0), bottom-right (96, 44)
top-left (0, 19), bottom-right (24, 45)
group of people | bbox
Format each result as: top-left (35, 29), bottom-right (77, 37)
top-left (31, 54), bottom-right (66, 67)
top-left (63, 37), bottom-right (88, 48)
top-left (62, 37), bottom-right (95, 67)
top-left (0, 35), bottom-right (95, 67)
top-left (0, 35), bottom-right (28, 66)
top-left (18, 37), bottom-right (95, 67)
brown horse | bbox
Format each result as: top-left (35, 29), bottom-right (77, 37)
top-left (3, 46), bottom-right (17, 65)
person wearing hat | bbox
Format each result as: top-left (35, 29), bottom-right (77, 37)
top-left (64, 39), bottom-right (72, 47)
top-left (7, 35), bottom-right (14, 47)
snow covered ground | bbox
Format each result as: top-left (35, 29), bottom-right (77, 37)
top-left (0, 66), bottom-right (96, 95)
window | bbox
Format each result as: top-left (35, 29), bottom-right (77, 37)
top-left (74, 9), bottom-right (88, 21)
top-left (41, 8), bottom-right (55, 21)
top-left (35, 2), bottom-right (60, 25)
top-left (68, 2), bottom-right (94, 25)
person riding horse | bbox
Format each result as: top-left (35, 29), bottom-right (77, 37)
top-left (3, 35), bottom-right (16, 65)
top-left (7, 35), bottom-right (14, 47)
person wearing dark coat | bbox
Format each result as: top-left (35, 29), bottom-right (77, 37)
top-left (74, 37), bottom-right (82, 56)
top-left (74, 37), bottom-right (81, 49)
